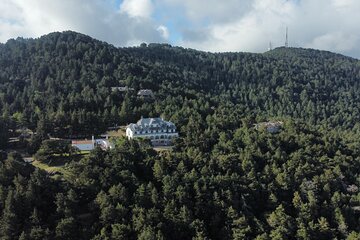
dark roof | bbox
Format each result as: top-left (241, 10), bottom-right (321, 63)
top-left (128, 117), bottom-right (176, 132)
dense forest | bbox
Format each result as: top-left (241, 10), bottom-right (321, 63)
top-left (0, 31), bottom-right (360, 239)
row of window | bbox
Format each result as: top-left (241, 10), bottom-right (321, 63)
top-left (135, 129), bottom-right (176, 134)
top-left (147, 135), bottom-right (175, 140)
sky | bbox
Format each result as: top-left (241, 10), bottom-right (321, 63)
top-left (0, 0), bottom-right (360, 58)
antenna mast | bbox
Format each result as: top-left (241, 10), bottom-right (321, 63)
top-left (268, 41), bottom-right (273, 51)
top-left (285, 27), bottom-right (289, 47)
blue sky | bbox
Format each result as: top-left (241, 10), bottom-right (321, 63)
top-left (1, 0), bottom-right (360, 58)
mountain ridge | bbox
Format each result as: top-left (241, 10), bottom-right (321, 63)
top-left (2, 30), bottom-right (358, 61)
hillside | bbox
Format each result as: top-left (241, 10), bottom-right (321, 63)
top-left (0, 31), bottom-right (359, 138)
top-left (1, 31), bottom-right (360, 239)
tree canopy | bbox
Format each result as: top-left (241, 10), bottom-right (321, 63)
top-left (0, 31), bottom-right (360, 239)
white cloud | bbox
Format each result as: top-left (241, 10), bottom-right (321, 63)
top-left (158, 0), bottom-right (360, 58)
top-left (306, 32), bottom-right (359, 52)
top-left (331, 0), bottom-right (360, 9)
top-left (180, 0), bottom-right (297, 52)
top-left (120, 0), bottom-right (154, 18)
top-left (1, 0), bottom-right (360, 58)
top-left (159, 0), bottom-right (252, 24)
top-left (157, 25), bottom-right (169, 39)
top-left (0, 0), bottom-right (165, 46)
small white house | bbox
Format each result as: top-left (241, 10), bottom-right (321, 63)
top-left (71, 140), bottom-right (95, 151)
top-left (254, 121), bottom-right (284, 133)
top-left (95, 139), bottom-right (114, 150)
top-left (137, 89), bottom-right (154, 99)
top-left (126, 117), bottom-right (178, 146)
top-left (111, 86), bottom-right (134, 92)
top-left (72, 136), bottom-right (113, 151)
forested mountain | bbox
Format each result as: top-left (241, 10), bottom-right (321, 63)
top-left (1, 31), bottom-right (360, 138)
top-left (1, 31), bottom-right (360, 239)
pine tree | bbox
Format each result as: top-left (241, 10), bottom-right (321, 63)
top-left (267, 204), bottom-right (295, 240)
top-left (0, 190), bottom-right (18, 239)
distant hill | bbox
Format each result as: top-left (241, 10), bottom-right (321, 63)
top-left (265, 46), bottom-right (358, 61)
top-left (0, 31), bottom-right (359, 136)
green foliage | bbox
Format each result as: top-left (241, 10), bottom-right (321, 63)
top-left (34, 139), bottom-right (75, 163)
top-left (58, 123), bottom-right (360, 239)
top-left (0, 154), bottom-right (60, 239)
top-left (0, 32), bottom-right (359, 140)
top-left (55, 217), bottom-right (77, 240)
top-left (0, 32), bottom-right (360, 239)
top-left (267, 204), bottom-right (295, 239)
top-left (0, 117), bottom-right (9, 149)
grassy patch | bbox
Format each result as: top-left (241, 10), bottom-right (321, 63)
top-left (31, 153), bottom-right (87, 180)
top-left (153, 146), bottom-right (174, 152)
top-left (31, 160), bottom-right (72, 179)
top-left (107, 126), bottom-right (126, 137)
top-left (32, 160), bottom-right (63, 172)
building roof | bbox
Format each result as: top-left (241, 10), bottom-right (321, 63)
top-left (128, 117), bottom-right (176, 132)
top-left (71, 140), bottom-right (95, 151)
top-left (137, 89), bottom-right (154, 96)
top-left (254, 121), bottom-right (283, 132)
top-left (71, 140), bottom-right (94, 145)
top-left (111, 86), bottom-right (134, 92)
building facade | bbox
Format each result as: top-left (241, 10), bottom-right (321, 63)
top-left (126, 117), bottom-right (178, 146)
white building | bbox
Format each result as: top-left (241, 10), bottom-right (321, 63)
top-left (137, 89), bottom-right (154, 99)
top-left (71, 136), bottom-right (113, 151)
top-left (254, 121), bottom-right (284, 133)
top-left (71, 139), bottom-right (95, 151)
top-left (126, 117), bottom-right (178, 146)
top-left (111, 86), bottom-right (134, 92)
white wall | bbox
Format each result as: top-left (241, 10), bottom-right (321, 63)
top-left (126, 128), bottom-right (133, 139)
